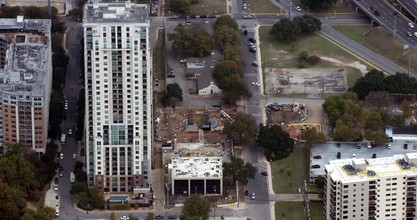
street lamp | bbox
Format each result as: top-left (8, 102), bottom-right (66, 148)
top-left (393, 12), bottom-right (399, 38)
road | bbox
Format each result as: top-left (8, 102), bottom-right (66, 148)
top-left (397, 0), bottom-right (417, 22)
top-left (352, 0), bottom-right (417, 50)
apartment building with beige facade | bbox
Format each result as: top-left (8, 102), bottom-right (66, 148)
top-left (324, 154), bottom-right (417, 220)
top-left (83, 1), bottom-right (153, 193)
top-left (0, 16), bottom-right (52, 154)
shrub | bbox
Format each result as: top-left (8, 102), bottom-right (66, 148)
top-left (109, 204), bottom-right (131, 210)
top-left (298, 61), bottom-right (308, 68)
top-left (298, 51), bottom-right (309, 62)
top-left (308, 55), bottom-right (320, 65)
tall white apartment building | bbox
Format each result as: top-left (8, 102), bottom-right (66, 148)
top-left (324, 154), bottom-right (417, 220)
top-left (83, 0), bottom-right (152, 193)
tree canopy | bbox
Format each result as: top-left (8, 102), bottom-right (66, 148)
top-left (215, 15), bottom-right (238, 30)
top-left (270, 15), bottom-right (321, 42)
top-left (168, 24), bottom-right (214, 58)
top-left (353, 69), bottom-right (417, 100)
top-left (223, 112), bottom-right (258, 146)
top-left (299, 128), bottom-right (327, 147)
top-left (257, 125), bottom-right (295, 161)
top-left (161, 83), bottom-right (183, 108)
top-left (223, 156), bottom-right (257, 185)
top-left (180, 195), bottom-right (212, 220)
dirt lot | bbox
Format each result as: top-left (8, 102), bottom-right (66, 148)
top-left (264, 67), bottom-right (347, 95)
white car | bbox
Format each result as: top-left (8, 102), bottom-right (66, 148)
top-left (53, 184), bottom-right (58, 191)
top-left (68, 128), bottom-right (73, 135)
top-left (408, 23), bottom-right (415, 28)
top-left (294, 6), bottom-right (302, 12)
top-left (414, 32), bottom-right (417, 38)
top-left (120, 216), bottom-right (130, 220)
top-left (252, 82), bottom-right (260, 87)
top-left (73, 153), bottom-right (77, 159)
top-left (251, 192), bottom-right (256, 199)
top-left (59, 153), bottom-right (64, 160)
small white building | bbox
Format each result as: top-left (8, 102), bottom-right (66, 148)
top-left (168, 157), bottom-right (223, 196)
top-left (385, 125), bottom-right (417, 144)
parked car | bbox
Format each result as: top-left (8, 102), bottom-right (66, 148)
top-left (404, 144), bottom-right (408, 149)
top-left (372, 153), bottom-right (377, 158)
top-left (408, 23), bottom-right (415, 28)
top-left (261, 171), bottom-right (268, 176)
top-left (313, 155), bottom-right (322, 159)
top-left (251, 62), bottom-right (258, 67)
top-left (294, 6), bottom-right (302, 11)
top-left (248, 37), bottom-right (256, 43)
top-left (251, 192), bottom-right (256, 199)
top-left (337, 152), bottom-right (341, 159)
top-left (374, 10), bottom-right (380, 16)
top-left (311, 165), bottom-right (320, 169)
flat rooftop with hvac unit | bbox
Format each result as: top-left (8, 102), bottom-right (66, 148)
top-left (169, 157), bottom-right (223, 196)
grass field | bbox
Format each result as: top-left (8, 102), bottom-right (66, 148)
top-left (189, 0), bottom-right (227, 15)
top-left (259, 26), bottom-right (368, 89)
top-left (275, 202), bottom-right (306, 220)
top-left (153, 29), bottom-right (165, 79)
top-left (271, 145), bottom-right (306, 193)
top-left (309, 202), bottom-right (325, 220)
top-left (333, 24), bottom-right (417, 75)
top-left (246, 0), bottom-right (281, 14)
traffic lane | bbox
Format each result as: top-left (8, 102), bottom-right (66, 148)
top-left (397, 0), bottom-right (417, 21)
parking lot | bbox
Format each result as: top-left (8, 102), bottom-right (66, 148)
top-left (310, 141), bottom-right (417, 183)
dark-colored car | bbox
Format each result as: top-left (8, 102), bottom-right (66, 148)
top-left (208, 15), bottom-right (216, 18)
top-left (200, 15), bottom-right (208, 18)
top-left (311, 165), bottom-right (320, 169)
top-left (249, 48), bottom-right (256, 53)
top-left (372, 153), bottom-right (377, 158)
top-left (404, 144), bottom-right (408, 149)
top-left (313, 155), bottom-right (322, 159)
top-left (374, 11), bottom-right (380, 16)
top-left (251, 62), bottom-right (258, 67)
top-left (243, 30), bottom-right (248, 36)
top-left (189, 15), bottom-right (197, 18)
top-left (212, 104), bottom-right (222, 108)
top-left (336, 143), bottom-right (341, 148)
top-left (337, 152), bottom-right (341, 159)
top-left (54, 177), bottom-right (59, 184)
top-left (155, 215), bottom-right (164, 219)
top-left (260, 171), bottom-right (268, 176)
top-left (248, 37), bottom-right (256, 43)
top-left (168, 215), bottom-right (177, 219)
top-left (178, 15), bottom-right (187, 19)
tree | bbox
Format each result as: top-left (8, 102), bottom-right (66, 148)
top-left (0, 6), bottom-right (21, 18)
top-left (168, 25), bottom-right (214, 57)
top-left (161, 83), bottom-right (183, 108)
top-left (353, 69), bottom-right (386, 100)
top-left (223, 156), bottom-right (257, 185)
top-left (270, 18), bottom-right (301, 42)
top-left (190, 29), bottom-right (215, 57)
top-left (181, 195), bottom-right (212, 220)
top-left (364, 130), bottom-right (388, 144)
top-left (332, 120), bottom-right (363, 141)
top-left (221, 74), bottom-right (252, 105)
top-left (110, 212), bottom-right (116, 220)
top-left (299, 128), bottom-right (327, 147)
top-left (363, 110), bottom-right (384, 130)
top-left (215, 15), bottom-right (238, 30)
top-left (315, 176), bottom-right (325, 189)
top-left (215, 26), bottom-right (241, 51)
top-left (212, 60), bottom-right (241, 84)
top-left (168, 24), bottom-right (194, 55)
top-left (147, 212), bottom-right (155, 220)
top-left (257, 125), bottom-right (295, 161)
top-left (223, 112), bottom-right (258, 146)
top-left (293, 15), bottom-right (321, 33)
top-left (301, 0), bottom-right (337, 11)
top-left (385, 73), bottom-right (417, 94)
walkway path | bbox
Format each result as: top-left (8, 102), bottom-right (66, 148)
top-left (274, 194), bottom-right (323, 202)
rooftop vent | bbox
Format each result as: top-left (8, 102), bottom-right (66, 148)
top-left (398, 158), bottom-right (411, 170)
top-left (343, 164), bottom-right (357, 175)
top-left (367, 170), bottom-right (376, 176)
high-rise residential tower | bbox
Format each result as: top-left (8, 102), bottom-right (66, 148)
top-left (324, 154), bottom-right (417, 220)
top-left (83, 0), bottom-right (152, 193)
top-left (0, 16), bottom-right (52, 154)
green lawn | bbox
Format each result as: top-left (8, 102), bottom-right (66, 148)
top-left (271, 145), bottom-right (306, 193)
top-left (189, 0), bottom-right (227, 15)
top-left (153, 29), bottom-right (165, 79)
top-left (275, 202), bottom-right (306, 220)
top-left (246, 0), bottom-right (282, 14)
top-left (333, 24), bottom-right (417, 75)
top-left (309, 202), bottom-right (324, 220)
